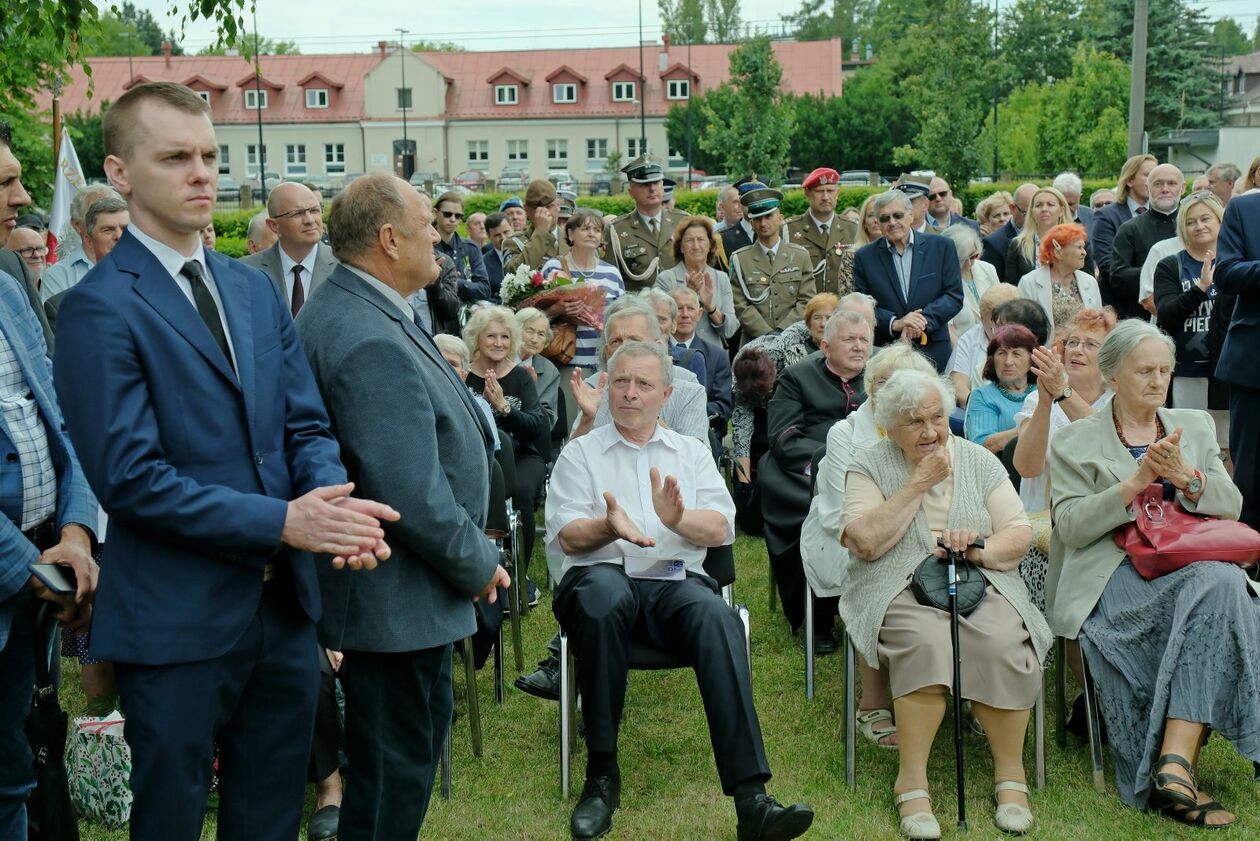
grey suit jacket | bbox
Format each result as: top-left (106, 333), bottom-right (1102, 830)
top-left (1047, 402), bottom-right (1241, 639)
top-left (0, 250), bottom-right (54, 352)
top-left (295, 265), bottom-right (500, 652)
top-left (240, 241), bottom-right (337, 308)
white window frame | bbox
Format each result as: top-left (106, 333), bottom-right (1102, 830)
top-left (217, 144), bottom-right (230, 174)
top-left (546, 139), bottom-right (568, 169)
top-left (246, 144), bottom-right (268, 176)
top-left (626, 137), bottom-right (645, 159)
top-left (506, 140), bottom-right (529, 163)
top-left (285, 144), bottom-right (307, 176)
top-left (495, 84), bottom-right (518, 105)
top-left (324, 143), bottom-right (345, 175)
top-left (195, 90), bottom-right (211, 105)
top-left (552, 83), bottom-right (577, 104)
top-left (244, 89), bottom-right (268, 110)
top-left (396, 87), bottom-right (412, 111)
top-left (612, 81), bottom-right (636, 102)
top-left (666, 79), bottom-right (690, 100)
top-left (468, 140), bottom-right (490, 167)
top-left (305, 88), bottom-right (329, 108)
top-left (585, 138), bottom-right (608, 162)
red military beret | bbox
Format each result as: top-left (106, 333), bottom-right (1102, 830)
top-left (802, 167), bottom-right (840, 190)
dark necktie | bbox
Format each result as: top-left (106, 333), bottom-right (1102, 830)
top-left (1136, 206), bottom-right (1146, 216)
top-left (290, 265), bottom-right (305, 317)
top-left (180, 260), bottom-right (233, 371)
top-left (820, 223), bottom-right (829, 239)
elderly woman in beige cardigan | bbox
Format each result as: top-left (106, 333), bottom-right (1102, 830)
top-left (840, 370), bottom-right (1049, 839)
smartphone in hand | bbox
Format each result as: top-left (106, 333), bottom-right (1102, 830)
top-left (29, 563), bottom-right (77, 595)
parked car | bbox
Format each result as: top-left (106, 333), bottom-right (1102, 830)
top-left (252, 171), bottom-right (284, 192)
top-left (588, 171), bottom-right (616, 195)
top-left (216, 175), bottom-right (240, 200)
top-left (302, 174), bottom-right (334, 197)
top-left (453, 170), bottom-right (488, 191)
top-left (497, 169), bottom-right (527, 192)
top-left (547, 170), bottom-right (577, 193)
top-left (409, 170), bottom-right (442, 187)
top-left (432, 182), bottom-right (473, 199)
top-left (839, 170), bottom-right (889, 187)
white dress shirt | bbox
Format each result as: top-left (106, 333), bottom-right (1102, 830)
top-left (1138, 237), bottom-right (1182, 318)
top-left (545, 423), bottom-right (735, 583)
top-left (278, 244), bottom-right (319, 308)
top-left (571, 368), bottom-right (708, 441)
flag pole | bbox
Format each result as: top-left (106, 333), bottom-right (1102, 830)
top-left (51, 77), bottom-right (63, 169)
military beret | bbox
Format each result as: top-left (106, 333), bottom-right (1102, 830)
top-left (802, 167), bottom-right (840, 190)
top-left (498, 196), bottom-right (524, 212)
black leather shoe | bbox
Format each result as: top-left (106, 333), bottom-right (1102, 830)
top-left (307, 804), bottom-right (340, 841)
top-left (571, 775), bottom-right (620, 840)
top-left (514, 656), bottom-right (560, 701)
top-left (814, 633), bottom-right (838, 657)
top-left (736, 794), bottom-right (814, 841)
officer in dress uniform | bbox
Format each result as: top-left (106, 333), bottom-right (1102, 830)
top-left (728, 184), bottom-right (816, 343)
top-left (502, 179), bottom-right (567, 274)
top-left (601, 155), bottom-right (689, 294)
top-left (784, 167), bottom-right (859, 297)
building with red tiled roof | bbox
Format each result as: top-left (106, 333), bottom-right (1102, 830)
top-left (43, 38), bottom-right (844, 188)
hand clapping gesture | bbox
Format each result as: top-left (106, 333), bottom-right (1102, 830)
top-left (1030, 345), bottom-right (1067, 401)
top-left (649, 467), bottom-right (685, 530)
top-left (483, 368), bottom-right (509, 413)
top-left (686, 269), bottom-right (714, 308)
top-left (1197, 252), bottom-right (1215, 293)
top-left (1145, 428), bottom-right (1196, 489)
top-left (603, 491), bottom-right (655, 548)
top-left (572, 369), bottom-right (607, 420)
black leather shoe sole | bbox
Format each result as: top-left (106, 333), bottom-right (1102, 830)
top-left (515, 671), bottom-right (560, 701)
top-left (306, 805), bottom-right (340, 841)
top-left (743, 804), bottom-right (815, 841)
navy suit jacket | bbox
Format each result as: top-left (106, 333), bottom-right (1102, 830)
top-left (52, 229), bottom-right (347, 665)
top-left (1090, 202), bottom-right (1135, 303)
top-left (0, 272), bottom-right (97, 647)
top-left (1215, 193), bottom-right (1260, 390)
top-left (675, 334), bottom-right (733, 421)
top-left (853, 233), bottom-right (964, 372)
top-left (482, 244), bottom-right (505, 301)
top-left (980, 218), bottom-right (1019, 284)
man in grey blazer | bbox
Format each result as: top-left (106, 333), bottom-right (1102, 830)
top-left (296, 174), bottom-right (509, 840)
top-left (241, 182), bottom-right (337, 317)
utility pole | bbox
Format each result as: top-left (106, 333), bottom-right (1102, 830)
top-left (638, 0), bottom-right (647, 155)
top-left (397, 28), bottom-right (411, 179)
top-left (991, 0), bottom-right (999, 180)
top-left (686, 31), bottom-right (692, 188)
top-left (1127, 0), bottom-right (1149, 155)
top-left (253, 9), bottom-right (267, 202)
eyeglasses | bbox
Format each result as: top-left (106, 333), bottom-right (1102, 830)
top-left (13, 245), bottom-right (48, 259)
top-left (273, 206), bottom-right (322, 221)
top-left (1179, 190), bottom-right (1217, 208)
top-left (440, 210), bottom-right (464, 220)
top-left (1064, 338), bottom-right (1103, 352)
top-left (927, 191), bottom-right (949, 201)
top-left (877, 211), bottom-right (907, 224)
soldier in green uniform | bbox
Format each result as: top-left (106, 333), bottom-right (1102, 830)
top-left (601, 154), bottom-right (689, 294)
top-left (502, 179), bottom-right (565, 274)
top-left (729, 184), bottom-right (816, 342)
top-left (783, 166), bottom-right (859, 297)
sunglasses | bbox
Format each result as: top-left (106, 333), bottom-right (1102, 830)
top-left (1179, 189), bottom-right (1217, 208)
top-left (877, 211), bottom-right (907, 224)
top-left (441, 210), bottom-right (464, 220)
top-left (927, 191), bottom-right (949, 200)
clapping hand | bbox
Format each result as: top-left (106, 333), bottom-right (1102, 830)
top-left (283, 483), bottom-right (400, 571)
top-left (572, 369), bottom-right (607, 420)
top-left (1030, 346), bottom-right (1067, 401)
top-left (1145, 428), bottom-right (1195, 489)
top-left (1198, 252), bottom-right (1215, 292)
top-left (603, 491), bottom-right (655, 548)
top-left (686, 269), bottom-right (714, 307)
top-left (649, 467), bottom-right (685, 530)
top-left (483, 368), bottom-right (509, 413)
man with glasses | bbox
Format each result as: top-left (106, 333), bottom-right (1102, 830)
top-left (1089, 188), bottom-right (1116, 212)
top-left (926, 176), bottom-right (979, 233)
top-left (433, 190), bottom-right (491, 302)
top-left (241, 181), bottom-right (337, 317)
top-left (4, 226), bottom-right (48, 288)
top-left (854, 189), bottom-right (963, 372)
top-left (1110, 163), bottom-right (1184, 321)
top-left (981, 182), bottom-right (1038, 284)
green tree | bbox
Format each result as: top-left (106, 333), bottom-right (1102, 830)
top-left (410, 41), bottom-right (466, 52)
top-left (1210, 18), bottom-right (1251, 57)
top-left (975, 84), bottom-right (1047, 175)
top-left (660, 0), bottom-right (707, 44)
top-left (699, 37), bottom-right (793, 182)
top-left (997, 0), bottom-right (1084, 91)
top-left (83, 2), bottom-right (184, 56)
top-left (787, 64), bottom-right (917, 173)
top-left (665, 85), bottom-right (737, 174)
top-left (66, 106), bottom-right (108, 182)
top-left (779, 0), bottom-right (876, 45)
top-left (198, 36), bottom-right (300, 60)
top-left (1254, 18), bottom-right (1260, 50)
top-left (704, 0), bottom-right (744, 43)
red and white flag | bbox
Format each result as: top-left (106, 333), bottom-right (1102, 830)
top-left (47, 128), bottom-right (86, 266)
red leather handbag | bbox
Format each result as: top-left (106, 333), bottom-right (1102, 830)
top-left (1114, 482), bottom-right (1260, 580)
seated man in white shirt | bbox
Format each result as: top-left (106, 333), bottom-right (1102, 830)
top-left (546, 340), bottom-right (814, 841)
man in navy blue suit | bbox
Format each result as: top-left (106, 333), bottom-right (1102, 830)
top-left (853, 190), bottom-right (963, 372)
top-left (0, 120), bottom-right (100, 840)
top-left (1216, 190), bottom-right (1260, 531)
top-left (52, 82), bottom-right (398, 841)
top-left (980, 182), bottom-right (1036, 284)
top-left (482, 210), bottom-right (511, 301)
top-left (1090, 153), bottom-right (1156, 306)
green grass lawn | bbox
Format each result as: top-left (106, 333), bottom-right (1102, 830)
top-left (64, 534), bottom-right (1258, 839)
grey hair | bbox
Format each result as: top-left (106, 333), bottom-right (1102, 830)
top-left (72, 184), bottom-right (123, 224)
top-left (1051, 172), bottom-right (1083, 195)
top-left (823, 308), bottom-right (873, 344)
top-left (85, 195), bottom-right (129, 233)
top-left (863, 342), bottom-right (938, 397)
top-left (873, 189), bottom-right (912, 216)
top-left (1096, 319), bottom-right (1176, 381)
top-left (941, 224), bottom-right (982, 269)
top-left (246, 210), bottom-right (270, 246)
top-left (839, 291), bottom-right (877, 321)
top-left (669, 285), bottom-right (701, 305)
top-left (327, 173), bottom-right (415, 261)
top-left (607, 340), bottom-right (673, 387)
top-left (638, 287), bottom-right (677, 320)
top-left (514, 306), bottom-right (552, 341)
top-left (600, 297), bottom-right (663, 365)
top-left (873, 369), bottom-right (955, 431)
top-left (1208, 162), bottom-right (1241, 183)
top-left (433, 333), bottom-right (469, 371)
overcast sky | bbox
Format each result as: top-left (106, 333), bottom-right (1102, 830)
top-left (132, 0), bottom-right (1258, 54)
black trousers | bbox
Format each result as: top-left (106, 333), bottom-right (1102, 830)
top-left (553, 564), bottom-right (771, 794)
top-left (337, 643), bottom-right (452, 841)
top-left (514, 451), bottom-right (547, 577)
top-left (767, 542), bottom-right (838, 637)
top-left (114, 576), bottom-right (319, 841)
top-left (1231, 385), bottom-right (1260, 531)
top-left (307, 650), bottom-right (340, 783)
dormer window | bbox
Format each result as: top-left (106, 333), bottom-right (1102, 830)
top-left (245, 89), bottom-right (268, 110)
top-left (496, 84), bottom-right (519, 105)
top-left (194, 90), bottom-right (211, 105)
top-left (613, 81), bottom-right (636, 102)
top-left (667, 79), bottom-right (690, 100)
top-left (305, 88), bottom-right (329, 108)
top-left (553, 83), bottom-right (577, 104)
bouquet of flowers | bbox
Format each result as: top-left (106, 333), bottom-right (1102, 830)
top-left (500, 264), bottom-right (606, 331)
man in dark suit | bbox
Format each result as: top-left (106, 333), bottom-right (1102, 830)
top-left (1090, 153), bottom-right (1156, 307)
top-left (854, 190), bottom-right (964, 372)
top-left (980, 182), bottom-right (1037, 284)
top-left (1216, 191), bottom-right (1260, 531)
top-left (482, 210), bottom-right (511, 301)
top-left (297, 174), bottom-right (508, 840)
top-left (925, 177), bottom-right (980, 234)
top-left (669, 285), bottom-right (733, 430)
top-left (239, 182), bottom-right (337, 317)
top-left (52, 82), bottom-right (397, 841)
top-left (718, 178), bottom-right (758, 273)
top-left (0, 120), bottom-right (99, 840)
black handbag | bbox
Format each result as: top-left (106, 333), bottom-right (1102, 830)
top-left (911, 552), bottom-right (987, 616)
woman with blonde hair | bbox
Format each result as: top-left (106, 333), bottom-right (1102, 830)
top-left (1006, 187), bottom-right (1095, 282)
top-left (855, 193), bottom-right (882, 246)
top-left (975, 191), bottom-right (1013, 238)
top-left (1237, 154), bottom-right (1260, 194)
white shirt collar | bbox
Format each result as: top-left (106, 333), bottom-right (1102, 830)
top-left (127, 223), bottom-right (208, 283)
top-left (808, 210), bottom-right (834, 230)
top-left (599, 420), bottom-right (680, 454)
top-left (343, 264), bottom-right (416, 321)
top-left (740, 218), bottom-right (754, 239)
top-left (278, 243), bottom-right (319, 280)
top-left (1126, 196), bottom-right (1146, 215)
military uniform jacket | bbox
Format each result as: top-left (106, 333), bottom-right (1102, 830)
top-left (601, 208), bottom-right (689, 294)
top-left (784, 213), bottom-right (859, 297)
top-left (503, 223), bottom-right (566, 275)
top-left (729, 240), bottom-right (817, 340)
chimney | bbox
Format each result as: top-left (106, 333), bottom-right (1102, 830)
top-left (161, 41), bottom-right (172, 68)
top-left (659, 33), bottom-right (670, 72)
top-left (378, 40), bottom-right (389, 59)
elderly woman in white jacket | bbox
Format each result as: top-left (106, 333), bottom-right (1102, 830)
top-left (800, 342), bottom-right (939, 749)
top-left (942, 224), bottom-right (999, 343)
top-left (1017, 222), bottom-right (1102, 339)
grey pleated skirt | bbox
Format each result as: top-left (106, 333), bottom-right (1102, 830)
top-left (1079, 560), bottom-right (1260, 809)
top-left (877, 585), bottom-right (1042, 709)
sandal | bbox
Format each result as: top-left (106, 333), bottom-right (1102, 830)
top-left (993, 781), bottom-right (1034, 834)
top-left (1149, 753), bottom-right (1199, 812)
top-left (857, 708), bottom-right (898, 749)
top-left (1155, 798), bottom-right (1237, 829)
top-left (894, 789), bottom-right (940, 840)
